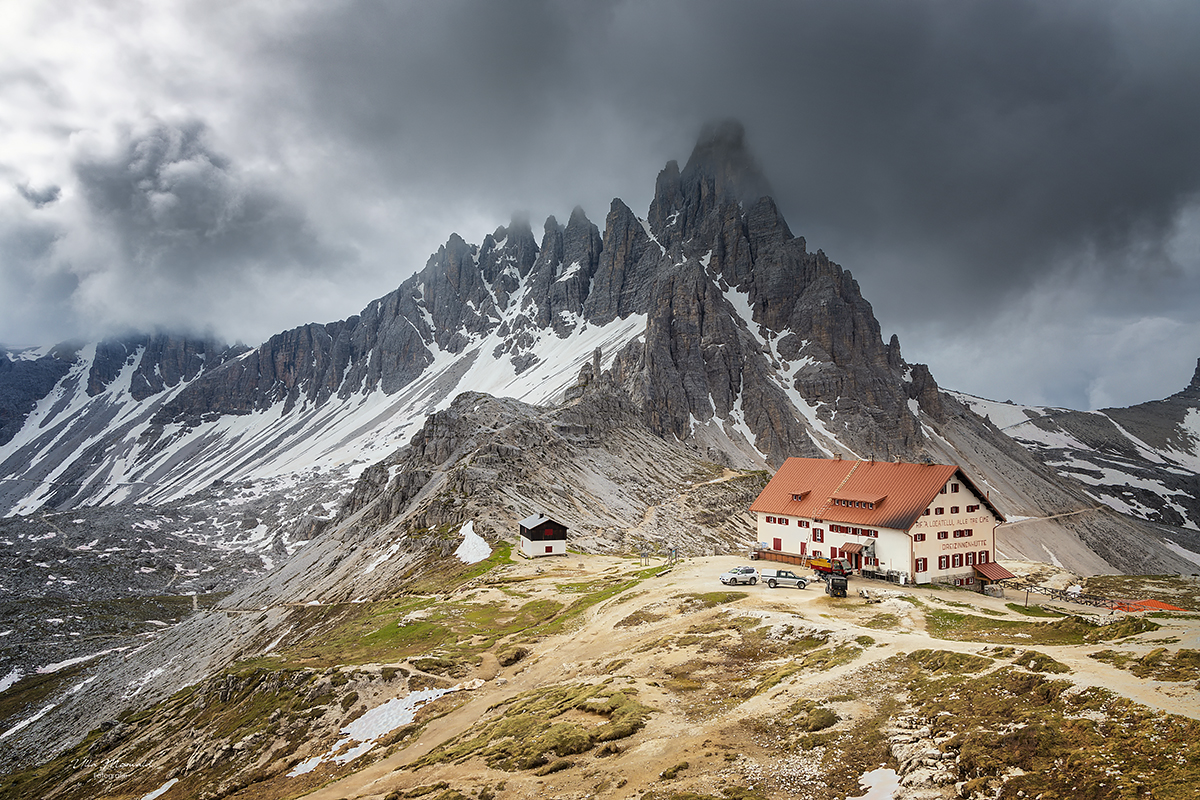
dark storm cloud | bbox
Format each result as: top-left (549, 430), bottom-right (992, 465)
top-left (52, 117), bottom-right (353, 339)
top-left (16, 183), bottom-right (60, 209)
top-left (267, 0), bottom-right (1200, 302)
top-left (3, 0), bottom-right (1199, 407)
top-left (249, 0), bottom-right (1200, 407)
top-left (72, 118), bottom-right (336, 286)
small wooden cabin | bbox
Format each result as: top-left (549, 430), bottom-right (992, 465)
top-left (518, 513), bottom-right (568, 558)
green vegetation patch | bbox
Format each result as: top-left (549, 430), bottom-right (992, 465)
top-left (925, 609), bottom-right (1159, 645)
top-left (1083, 574), bottom-right (1200, 611)
top-left (641, 789), bottom-right (767, 800)
top-left (1012, 650), bottom-right (1071, 674)
top-left (907, 649), bottom-right (994, 674)
top-left (1006, 602), bottom-right (1065, 617)
top-left (675, 591), bottom-right (749, 612)
top-left (415, 681), bottom-right (655, 772)
top-left (905, 657), bottom-right (1200, 800)
top-left (615, 609), bottom-right (668, 627)
top-left (1090, 648), bottom-right (1200, 681)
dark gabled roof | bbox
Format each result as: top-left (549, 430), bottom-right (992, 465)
top-left (749, 458), bottom-right (1005, 532)
top-left (974, 562), bottom-right (1017, 581)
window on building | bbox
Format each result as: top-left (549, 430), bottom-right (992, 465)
top-left (923, 509), bottom-right (931, 516)
top-left (915, 557), bottom-right (928, 572)
top-left (940, 486), bottom-right (947, 494)
top-left (953, 530), bottom-right (962, 538)
top-left (951, 506), bottom-right (959, 514)
top-left (935, 507), bottom-right (945, 515)
top-left (952, 553), bottom-right (963, 568)
top-left (979, 551), bottom-right (989, 564)
top-left (967, 504), bottom-right (979, 512)
top-left (781, 518), bottom-right (789, 525)
top-left (937, 531), bottom-right (948, 540)
top-left (951, 483), bottom-right (959, 493)
top-left (965, 529), bottom-right (973, 537)
top-left (914, 533), bottom-right (926, 542)
top-left (938, 555), bottom-right (950, 570)
top-left (798, 520), bottom-right (810, 528)
top-left (812, 529), bottom-right (824, 542)
top-left (812, 550), bottom-right (822, 558)
top-left (966, 552), bottom-right (976, 566)
top-left (766, 516), bottom-right (775, 524)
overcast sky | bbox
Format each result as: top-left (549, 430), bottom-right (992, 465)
top-left (3, 0), bottom-right (1200, 411)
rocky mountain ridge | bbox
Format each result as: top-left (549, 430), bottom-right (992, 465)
top-left (2, 121), bottom-right (1200, 786)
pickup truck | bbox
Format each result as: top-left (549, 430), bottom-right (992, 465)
top-left (761, 568), bottom-right (808, 589)
top-left (808, 557), bottom-right (852, 577)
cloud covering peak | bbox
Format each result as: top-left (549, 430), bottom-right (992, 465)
top-left (1, 0), bottom-right (1199, 410)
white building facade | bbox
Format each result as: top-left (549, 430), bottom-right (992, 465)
top-left (750, 458), bottom-right (1005, 586)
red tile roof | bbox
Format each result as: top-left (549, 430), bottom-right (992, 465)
top-left (749, 457), bottom-right (1004, 532)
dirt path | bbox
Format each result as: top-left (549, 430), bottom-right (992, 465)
top-left (298, 555), bottom-right (1199, 800)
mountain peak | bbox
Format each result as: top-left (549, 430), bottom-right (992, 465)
top-left (682, 118), bottom-right (772, 205)
top-left (648, 119), bottom-right (774, 246)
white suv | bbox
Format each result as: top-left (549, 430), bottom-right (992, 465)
top-left (719, 565), bottom-right (759, 585)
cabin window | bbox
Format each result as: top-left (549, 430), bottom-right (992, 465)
top-left (937, 531), bottom-right (948, 540)
top-left (812, 529), bottom-right (824, 542)
top-left (951, 506), bottom-right (959, 514)
top-left (938, 555), bottom-right (950, 570)
top-left (798, 520), bottom-right (810, 528)
top-left (935, 507), bottom-right (945, 515)
top-left (979, 551), bottom-right (989, 564)
top-left (914, 533), bottom-right (926, 542)
top-left (966, 552), bottom-right (976, 566)
top-left (915, 557), bottom-right (928, 572)
top-left (952, 553), bottom-right (963, 568)
top-left (951, 484), bottom-right (959, 493)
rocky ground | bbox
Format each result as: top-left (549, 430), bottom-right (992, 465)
top-left (3, 551), bottom-right (1198, 800)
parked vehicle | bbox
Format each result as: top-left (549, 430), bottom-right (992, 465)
top-left (808, 557), bottom-right (852, 577)
top-left (720, 565), bottom-right (759, 585)
top-left (761, 568), bottom-right (808, 589)
top-left (825, 574), bottom-right (849, 598)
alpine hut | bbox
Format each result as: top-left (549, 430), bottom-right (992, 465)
top-left (518, 513), bottom-right (568, 558)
